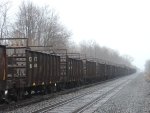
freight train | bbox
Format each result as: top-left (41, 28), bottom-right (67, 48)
top-left (0, 44), bottom-right (136, 102)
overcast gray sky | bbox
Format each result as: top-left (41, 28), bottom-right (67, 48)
top-left (8, 0), bottom-right (150, 69)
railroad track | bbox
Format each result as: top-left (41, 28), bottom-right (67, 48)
top-left (31, 74), bottom-right (137, 113)
top-left (0, 75), bottom-right (125, 112)
top-left (73, 79), bottom-right (132, 113)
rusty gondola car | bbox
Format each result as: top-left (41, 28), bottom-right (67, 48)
top-left (66, 57), bottom-right (83, 88)
top-left (0, 45), bottom-right (7, 101)
top-left (0, 47), bottom-right (61, 101)
top-left (96, 62), bottom-right (106, 81)
top-left (26, 50), bottom-right (61, 94)
top-left (85, 60), bottom-right (97, 83)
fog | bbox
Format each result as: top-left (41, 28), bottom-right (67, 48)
top-left (5, 0), bottom-right (150, 69)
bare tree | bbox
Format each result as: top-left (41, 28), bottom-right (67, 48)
top-left (12, 2), bottom-right (41, 46)
top-left (0, 1), bottom-right (10, 40)
top-left (12, 1), bottom-right (71, 48)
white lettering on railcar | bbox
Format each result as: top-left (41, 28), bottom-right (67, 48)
top-left (34, 57), bottom-right (37, 61)
top-left (29, 57), bottom-right (32, 62)
top-left (30, 64), bottom-right (32, 68)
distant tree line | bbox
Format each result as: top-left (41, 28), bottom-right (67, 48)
top-left (68, 40), bottom-right (133, 66)
top-left (0, 1), bottom-right (134, 67)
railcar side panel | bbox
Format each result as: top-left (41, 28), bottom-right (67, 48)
top-left (0, 45), bottom-right (7, 90)
top-left (96, 63), bottom-right (105, 80)
top-left (67, 58), bottom-right (83, 82)
top-left (86, 61), bottom-right (96, 80)
top-left (26, 50), bottom-right (60, 87)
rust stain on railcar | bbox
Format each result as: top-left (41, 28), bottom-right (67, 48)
top-left (0, 45), bottom-right (7, 81)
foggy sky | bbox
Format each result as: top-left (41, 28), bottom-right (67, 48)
top-left (8, 0), bottom-right (150, 69)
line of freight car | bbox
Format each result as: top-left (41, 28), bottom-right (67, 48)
top-left (0, 45), bottom-right (136, 103)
